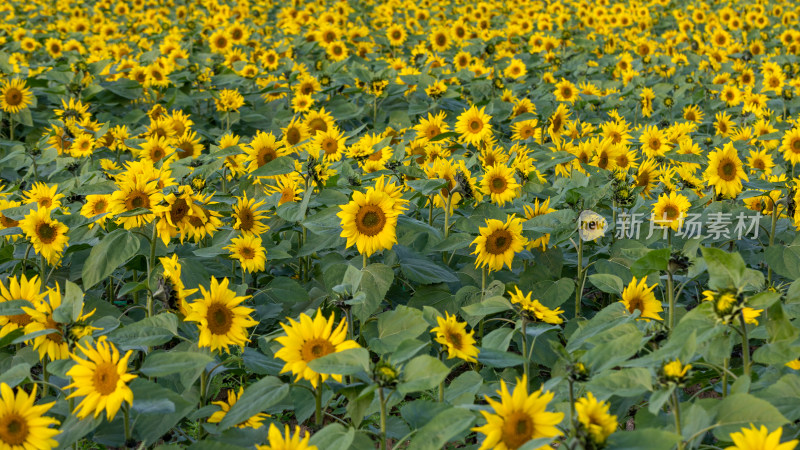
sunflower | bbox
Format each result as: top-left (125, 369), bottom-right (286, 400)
top-left (208, 387), bottom-right (269, 429)
top-left (414, 111), bottom-right (449, 142)
top-left (386, 24), bottom-right (407, 46)
top-left (635, 158), bottom-right (661, 198)
top-left (471, 215), bottom-right (528, 272)
top-left (23, 285), bottom-right (94, 361)
top-left (225, 234), bottom-right (267, 273)
top-left (54, 98), bottom-right (90, 126)
top-left (0, 79), bottom-right (34, 114)
top-left (430, 312), bottom-right (479, 363)
top-left (472, 375), bottom-right (563, 450)
top-left (511, 120), bottom-right (540, 142)
top-left (23, 182), bottom-right (64, 210)
top-left (620, 277), bottom-right (663, 321)
top-left (184, 277), bottom-right (257, 354)
top-left (523, 197), bottom-right (556, 251)
top-left (781, 128), bottom-right (800, 165)
top-left (747, 148), bottom-right (775, 177)
top-left (155, 186), bottom-right (198, 245)
top-left (705, 142), bottom-right (748, 198)
top-left (481, 164), bottom-right (520, 206)
top-left (0, 274), bottom-right (46, 339)
top-left (547, 104), bottom-right (571, 138)
top-left (455, 105), bottom-right (493, 147)
top-left (69, 133), bottom-right (95, 158)
top-left (504, 59), bottom-right (527, 80)
top-left (232, 193), bottom-right (270, 236)
top-left (256, 424), bottom-right (317, 450)
top-left (109, 176), bottom-right (163, 229)
top-left (553, 78), bottom-right (578, 103)
top-left (429, 27), bottom-right (451, 52)
top-left (575, 392), bottom-right (618, 445)
top-left (65, 336), bottom-right (136, 420)
top-left (725, 425), bottom-right (798, 450)
top-left (209, 29), bottom-right (232, 53)
top-left (215, 89), bottom-right (245, 113)
top-left (19, 208), bottom-right (69, 265)
top-left (640, 125), bottom-right (669, 158)
top-left (508, 287), bottom-right (564, 324)
top-left (281, 116), bottom-right (311, 149)
top-left (0, 383), bottom-right (60, 450)
top-left (652, 192), bottom-right (691, 231)
top-left (338, 187), bottom-right (402, 257)
top-left (245, 131), bottom-right (286, 171)
top-left (682, 104), bottom-right (705, 123)
top-left (313, 127), bottom-right (346, 162)
top-left (175, 131), bottom-right (203, 159)
top-left (274, 309), bottom-right (360, 388)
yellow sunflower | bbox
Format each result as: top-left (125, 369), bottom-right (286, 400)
top-left (208, 387), bottom-right (269, 429)
top-left (23, 182), bottom-right (64, 210)
top-left (281, 116), bottom-right (311, 149)
top-left (431, 312), bottom-right (479, 363)
top-left (0, 79), bottom-right (34, 114)
top-left (652, 191), bottom-right (691, 231)
top-left (726, 425), bottom-right (798, 450)
top-left (224, 234), bottom-right (267, 273)
top-left (635, 158), bottom-right (661, 198)
top-left (274, 308), bottom-right (360, 388)
top-left (159, 254), bottom-right (198, 315)
top-left (256, 424), bottom-right (317, 450)
top-left (109, 176), bottom-right (163, 229)
top-left (523, 198), bottom-right (556, 251)
top-left (313, 127), bottom-right (346, 162)
top-left (471, 215), bottom-right (528, 272)
top-left (0, 383), bottom-right (60, 450)
top-left (781, 128), bottom-right (800, 165)
top-left (620, 277), bottom-right (663, 321)
top-left (338, 187), bottom-right (402, 257)
top-left (705, 142), bottom-right (748, 198)
top-left (23, 285), bottom-right (95, 361)
top-left (481, 164), bottom-right (520, 206)
top-left (508, 287), bottom-right (564, 324)
top-left (455, 105), bottom-right (493, 147)
top-left (414, 111), bottom-right (449, 142)
top-left (19, 208), bottom-right (70, 265)
top-left (0, 274), bottom-right (46, 339)
top-left (575, 392), bottom-right (617, 445)
top-left (232, 193), bottom-right (270, 236)
top-left (65, 336), bottom-right (136, 420)
top-left (472, 375), bottom-right (564, 450)
top-left (184, 277), bottom-right (257, 354)
top-left (553, 78), bottom-right (578, 103)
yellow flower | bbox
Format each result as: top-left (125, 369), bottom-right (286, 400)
top-left (726, 425), bottom-right (798, 450)
top-left (159, 254), bottom-right (198, 315)
top-left (455, 105), bottom-right (493, 147)
top-left (23, 285), bottom-right (95, 361)
top-left (652, 191), bottom-right (691, 231)
top-left (0, 274), bottom-right (46, 339)
top-left (640, 125), bottom-right (669, 158)
top-left (0, 78), bottom-right (34, 114)
top-left (225, 234), bottom-right (267, 273)
top-left (23, 182), bottom-right (64, 210)
top-left (509, 287), bottom-right (564, 325)
top-left (620, 277), bottom-right (663, 321)
top-left (184, 277), bottom-right (257, 354)
top-left (481, 164), bottom-right (520, 206)
top-left (0, 383), bottom-right (60, 450)
top-left (471, 215), bottom-right (528, 273)
top-left (472, 375), bottom-right (563, 450)
top-left (781, 128), bottom-right (800, 165)
top-left (215, 88), bottom-right (244, 112)
top-left (313, 127), bottom-right (346, 162)
top-left (553, 78), bottom-right (578, 103)
top-left (663, 359), bottom-right (692, 380)
top-left (19, 208), bottom-right (70, 265)
top-left (208, 387), bottom-right (269, 429)
top-left (705, 142), bottom-right (749, 198)
top-left (256, 424), bottom-right (317, 450)
top-left (65, 337), bottom-right (136, 420)
top-left (523, 198), bottom-right (556, 251)
top-left (575, 392), bottom-right (618, 445)
top-left (109, 175), bottom-right (163, 229)
top-left (338, 186), bottom-right (402, 257)
top-left (232, 193), bottom-right (270, 236)
top-left (274, 309), bottom-right (360, 388)
top-left (431, 312), bottom-right (479, 363)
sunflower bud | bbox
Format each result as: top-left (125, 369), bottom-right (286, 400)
top-left (373, 360), bottom-right (400, 387)
top-left (568, 362), bottom-right (590, 382)
top-left (660, 359), bottom-right (691, 385)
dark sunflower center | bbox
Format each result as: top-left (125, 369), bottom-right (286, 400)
top-left (469, 119), bottom-right (482, 132)
top-left (323, 138), bottom-right (338, 154)
top-left (627, 295), bottom-right (643, 314)
top-left (6, 88), bottom-right (22, 106)
top-left (301, 338), bottom-right (335, 362)
top-left (171, 199), bottom-right (189, 223)
top-left (45, 317), bottom-right (63, 343)
top-left (719, 160), bottom-right (736, 180)
top-left (561, 87), bottom-right (572, 97)
top-left (128, 192), bottom-right (149, 209)
top-left (435, 34), bottom-right (446, 46)
top-left (486, 229), bottom-right (513, 255)
top-left (649, 138), bottom-right (661, 150)
top-left (286, 127), bottom-right (301, 146)
top-left (427, 125), bottom-right (440, 138)
top-left (355, 206), bottom-right (386, 237)
top-left (39, 198), bottom-right (52, 208)
top-left (177, 142), bottom-right (194, 158)
top-left (238, 209), bottom-right (254, 231)
top-left (501, 410), bottom-right (534, 449)
top-left (207, 303), bottom-right (233, 335)
top-left (490, 176), bottom-right (507, 193)
top-left (0, 413), bottom-right (28, 445)
top-left (663, 205), bottom-right (679, 220)
top-left (258, 148), bottom-right (276, 166)
top-left (308, 118), bottom-right (327, 133)
top-left (36, 222), bottom-right (57, 244)
top-left (93, 362), bottom-right (120, 395)
top-left (753, 159), bottom-right (765, 169)
top-left (240, 246), bottom-right (255, 259)
top-left (7, 312), bottom-right (31, 326)
top-left (446, 331), bottom-right (463, 350)
top-left (792, 138), bottom-right (800, 153)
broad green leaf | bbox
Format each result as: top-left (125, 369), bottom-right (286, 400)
top-left (0, 363), bottom-right (31, 388)
top-left (713, 393), bottom-right (789, 439)
top-left (53, 280), bottom-right (84, 323)
top-left (308, 424), bottom-right (356, 450)
top-left (353, 263), bottom-right (393, 323)
top-left (701, 247), bottom-right (745, 291)
top-left (371, 306), bottom-right (429, 353)
top-left (588, 273), bottom-right (624, 295)
top-left (630, 248), bottom-right (670, 278)
top-left (408, 407), bottom-right (475, 450)
top-left (460, 296), bottom-right (513, 318)
top-left (81, 228), bottom-right (141, 289)
top-left (218, 376), bottom-right (289, 430)
top-left (249, 155), bottom-right (295, 177)
top-left (606, 429), bottom-right (681, 450)
top-left (307, 348), bottom-right (370, 375)
top-left (139, 351), bottom-right (214, 377)
top-left (398, 355), bottom-right (450, 394)
top-left (108, 313), bottom-right (179, 350)
top-left (0, 299), bottom-right (32, 316)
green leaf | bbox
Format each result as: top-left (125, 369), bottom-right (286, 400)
top-left (108, 313), bottom-right (179, 350)
top-left (139, 351), bottom-right (214, 377)
top-left (445, 371), bottom-right (482, 405)
top-left (0, 299), bottom-right (33, 316)
top-left (56, 415), bottom-right (103, 449)
top-left (249, 156), bottom-right (295, 177)
top-left (406, 178), bottom-right (447, 196)
top-left (606, 429), bottom-right (681, 450)
top-left (460, 296), bottom-right (513, 318)
top-left (476, 347), bottom-right (525, 368)
top-left (81, 228), bottom-right (141, 289)
top-left (52, 281), bottom-right (83, 323)
top-left (701, 247), bottom-right (746, 291)
top-left (765, 244), bottom-right (800, 280)
top-left (630, 248), bottom-right (670, 278)
top-left (588, 273), bottom-right (624, 295)
top-left (218, 376), bottom-right (289, 430)
top-left (130, 378), bottom-right (195, 445)
top-left (308, 424), bottom-right (356, 450)
top-left (0, 363), bottom-right (31, 388)
top-left (371, 306), bottom-right (429, 353)
top-left (353, 263), bottom-right (394, 323)
top-left (307, 348), bottom-right (370, 375)
top-left (398, 355), bottom-right (450, 394)
top-left (713, 393), bottom-right (789, 439)
top-left (400, 258), bottom-right (458, 284)
top-left (408, 407), bottom-right (475, 450)
top-left (585, 367), bottom-right (652, 398)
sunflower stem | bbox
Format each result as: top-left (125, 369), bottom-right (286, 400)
top-left (146, 223), bottom-right (157, 318)
top-left (443, 192), bottom-right (452, 239)
top-left (521, 317), bottom-right (529, 390)
top-left (739, 310), bottom-right (751, 377)
top-left (672, 390), bottom-right (683, 449)
top-left (39, 255), bottom-right (47, 285)
top-left (574, 238), bottom-right (583, 318)
top-left (767, 200), bottom-right (778, 285)
top-left (362, 253), bottom-right (368, 269)
top-left (199, 369), bottom-right (208, 406)
top-left (42, 358), bottom-right (49, 399)
top-left (667, 230), bottom-right (675, 332)
top-left (9, 116), bottom-right (13, 141)
top-left (379, 386), bottom-right (388, 450)
top-left (428, 196), bottom-right (433, 226)
top-left (567, 378), bottom-right (576, 432)
top-left (315, 386), bottom-right (324, 428)
top-left (722, 357), bottom-right (728, 397)
top-left (123, 404), bottom-right (131, 442)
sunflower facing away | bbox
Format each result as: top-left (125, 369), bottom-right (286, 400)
top-left (620, 277), bottom-right (663, 321)
top-left (431, 312), bottom-right (479, 363)
top-left (0, 78), bottom-right (34, 114)
top-left (256, 424), bottom-right (317, 450)
top-left (481, 164), bottom-right (520, 206)
top-left (0, 274), bottom-right (46, 339)
top-left (472, 215), bottom-right (528, 272)
top-left (472, 375), bottom-right (564, 450)
top-left (0, 383), bottom-right (60, 450)
top-left (338, 186), bottom-right (403, 257)
top-left (160, 254), bottom-right (198, 315)
top-left (208, 387), bottom-right (269, 429)
top-left (184, 277), bottom-right (257, 354)
top-left (224, 234), bottom-right (267, 273)
top-left (274, 308), bottom-right (360, 388)
top-left (455, 105), bottom-right (493, 147)
top-left (65, 336), bottom-right (136, 420)
top-left (705, 142), bottom-right (748, 198)
top-left (575, 392), bottom-right (618, 446)
top-left (19, 208), bottom-right (69, 265)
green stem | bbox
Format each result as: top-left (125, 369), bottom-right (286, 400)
top-left (575, 238), bottom-right (583, 318)
top-left (740, 311), bottom-right (751, 377)
top-left (39, 256), bottom-right (47, 285)
top-left (568, 378), bottom-right (576, 432)
top-left (9, 116), bottom-right (14, 141)
top-left (438, 350), bottom-right (445, 402)
top-left (362, 253), bottom-right (368, 269)
top-left (379, 387), bottom-right (388, 450)
top-left (199, 370), bottom-right (208, 406)
top-left (124, 405), bottom-right (131, 443)
top-left (315, 386), bottom-right (323, 427)
top-left (672, 390), bottom-right (683, 449)
top-left (521, 318), bottom-right (529, 390)
top-left (42, 358), bottom-right (49, 399)
top-left (146, 224), bottom-right (157, 318)
top-left (722, 357), bottom-right (728, 397)
top-left (443, 193), bottom-right (452, 239)
top-left (767, 200), bottom-right (778, 285)
top-left (667, 230), bottom-right (675, 332)
top-left (428, 196), bottom-right (433, 226)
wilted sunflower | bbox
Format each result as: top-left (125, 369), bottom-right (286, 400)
top-left (472, 375), bottom-right (564, 450)
top-left (65, 337), bottom-right (136, 420)
top-left (0, 274), bottom-right (46, 339)
top-left (256, 424), bottom-right (317, 450)
top-left (430, 312), bottom-right (479, 363)
top-left (471, 215), bottom-right (528, 272)
top-left (705, 142), bottom-right (748, 198)
top-left (455, 105), bottom-right (493, 147)
top-left (0, 78), bottom-right (34, 114)
top-left (274, 308), bottom-right (360, 388)
top-left (620, 277), bottom-right (663, 321)
top-left (0, 383), bottom-right (60, 450)
top-left (224, 234), bottom-right (267, 273)
top-left (184, 277), bottom-right (257, 354)
top-left (208, 387), bottom-right (269, 429)
top-left (19, 208), bottom-right (70, 265)
top-left (338, 186), bottom-right (402, 257)
top-left (575, 392), bottom-right (618, 446)
top-left (652, 191), bottom-right (691, 231)
top-left (481, 164), bottom-right (520, 206)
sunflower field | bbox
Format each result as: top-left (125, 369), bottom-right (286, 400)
top-left (2, 0), bottom-right (800, 449)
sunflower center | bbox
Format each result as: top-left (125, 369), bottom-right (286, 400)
top-left (445, 331), bottom-right (463, 350)
top-left (93, 362), bottom-right (120, 395)
top-left (207, 303), bottom-right (234, 335)
top-left (240, 246), bottom-right (255, 259)
top-left (490, 176), bottom-right (507, 193)
top-left (177, 142), bottom-right (194, 158)
top-left (626, 295), bottom-right (643, 314)
top-left (427, 125), bottom-right (440, 138)
top-left (792, 138), bottom-right (800, 153)
top-left (7, 311), bottom-right (31, 326)
top-left (649, 138), bottom-right (661, 150)
top-left (323, 138), bottom-right (338, 154)
top-left (170, 199), bottom-right (189, 223)
top-left (36, 222), bottom-right (57, 244)
top-left (435, 34), bottom-right (447, 46)
top-left (486, 229), bottom-right (513, 255)
top-left (663, 205), bottom-right (679, 220)
top-left (308, 118), bottom-right (327, 133)
top-left (39, 198), bottom-right (52, 208)
top-left (561, 87), bottom-right (572, 98)
top-left (286, 127), bottom-right (301, 146)
top-left (5, 88), bottom-right (22, 106)
top-left (468, 119), bottom-right (483, 132)
top-left (301, 338), bottom-right (335, 362)
top-left (128, 192), bottom-right (149, 210)
top-left (719, 160), bottom-right (736, 181)
top-left (521, 126), bottom-right (533, 138)
top-left (753, 159), bottom-right (765, 169)
top-left (238, 208), bottom-right (254, 231)
top-left (45, 317), bottom-right (63, 343)
top-left (501, 410), bottom-right (534, 449)
top-left (355, 206), bottom-right (386, 237)
top-left (257, 148), bottom-right (277, 166)
top-left (0, 413), bottom-right (28, 445)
